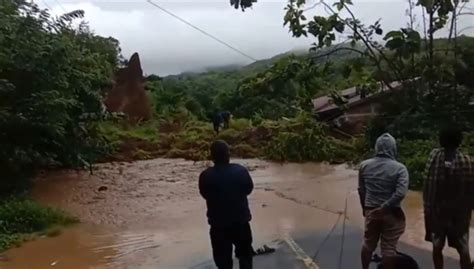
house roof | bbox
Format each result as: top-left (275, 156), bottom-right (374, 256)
top-left (313, 81), bottom-right (403, 114)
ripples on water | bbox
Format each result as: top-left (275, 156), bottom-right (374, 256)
top-left (1, 159), bottom-right (452, 269)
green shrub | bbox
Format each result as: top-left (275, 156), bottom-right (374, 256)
top-left (0, 198), bottom-right (77, 251)
top-left (132, 149), bottom-right (152, 160)
top-left (165, 148), bottom-right (188, 159)
top-left (218, 129), bottom-right (241, 144)
top-left (398, 139), bottom-right (435, 189)
top-left (231, 144), bottom-right (261, 158)
top-left (0, 1), bottom-right (122, 195)
top-left (265, 124), bottom-right (353, 163)
top-left (230, 118), bottom-right (253, 132)
top-left (98, 121), bottom-right (159, 142)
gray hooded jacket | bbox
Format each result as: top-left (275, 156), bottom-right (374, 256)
top-left (358, 133), bottom-right (409, 209)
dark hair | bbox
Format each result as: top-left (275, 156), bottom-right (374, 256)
top-left (439, 127), bottom-right (463, 149)
top-left (210, 140), bottom-right (230, 164)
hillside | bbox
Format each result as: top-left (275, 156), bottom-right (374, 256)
top-left (163, 44), bottom-right (361, 80)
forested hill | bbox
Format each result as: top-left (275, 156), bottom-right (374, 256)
top-left (163, 44), bottom-right (360, 80)
top-left (148, 42), bottom-right (368, 121)
top-left (163, 48), bottom-right (306, 79)
top-left (150, 36), bottom-right (474, 122)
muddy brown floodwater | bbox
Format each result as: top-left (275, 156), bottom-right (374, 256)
top-left (0, 159), bottom-right (469, 268)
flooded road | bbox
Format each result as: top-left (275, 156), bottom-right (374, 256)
top-left (0, 159), bottom-right (462, 268)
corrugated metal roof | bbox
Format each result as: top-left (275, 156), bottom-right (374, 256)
top-left (313, 81), bottom-right (403, 114)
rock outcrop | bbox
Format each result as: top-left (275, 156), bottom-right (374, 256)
top-left (104, 53), bottom-right (152, 122)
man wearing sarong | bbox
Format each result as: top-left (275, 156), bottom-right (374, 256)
top-left (423, 127), bottom-right (474, 269)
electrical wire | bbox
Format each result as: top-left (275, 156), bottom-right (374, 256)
top-left (39, 0), bottom-right (53, 10)
top-left (311, 212), bottom-right (342, 261)
top-left (147, 0), bottom-right (257, 62)
top-left (53, 0), bottom-right (67, 13)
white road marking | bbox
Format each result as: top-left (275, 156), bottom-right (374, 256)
top-left (283, 236), bottom-right (320, 269)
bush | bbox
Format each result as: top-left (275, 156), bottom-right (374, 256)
top-left (0, 1), bottom-right (121, 195)
top-left (0, 198), bottom-right (77, 251)
top-left (398, 139), bottom-right (435, 189)
top-left (102, 111), bottom-right (362, 164)
top-left (265, 118), bottom-right (354, 163)
top-left (230, 118), bottom-right (253, 132)
top-left (218, 129), bottom-right (241, 144)
top-left (231, 144), bottom-right (261, 158)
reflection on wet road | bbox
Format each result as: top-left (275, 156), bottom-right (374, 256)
top-left (0, 159), bottom-right (467, 268)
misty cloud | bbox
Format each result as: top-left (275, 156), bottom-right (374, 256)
top-left (41, 0), bottom-right (474, 75)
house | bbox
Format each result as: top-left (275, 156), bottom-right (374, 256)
top-left (313, 81), bottom-right (403, 135)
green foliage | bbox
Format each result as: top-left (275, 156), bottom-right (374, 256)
top-left (384, 28), bottom-right (421, 58)
top-left (153, 45), bottom-right (369, 123)
top-left (265, 114), bottom-right (354, 162)
top-left (270, 0), bottom-right (474, 175)
top-left (98, 121), bottom-right (159, 143)
top-left (229, 118), bottom-right (253, 131)
top-left (230, 56), bottom-right (332, 119)
top-left (100, 111), bottom-right (361, 165)
top-left (397, 139), bottom-right (435, 189)
top-left (0, 1), bottom-right (120, 195)
top-left (0, 198), bottom-right (77, 251)
top-left (230, 0), bottom-right (256, 11)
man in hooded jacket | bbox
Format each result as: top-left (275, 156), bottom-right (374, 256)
top-left (359, 133), bottom-right (409, 269)
top-left (199, 140), bottom-right (254, 269)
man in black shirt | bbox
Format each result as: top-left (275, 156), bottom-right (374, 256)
top-left (212, 113), bottom-right (223, 135)
top-left (199, 140), bottom-right (254, 269)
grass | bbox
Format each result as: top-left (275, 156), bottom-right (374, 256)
top-left (0, 198), bottom-right (77, 251)
top-left (98, 120), bottom-right (160, 144)
top-left (98, 117), bottom-right (265, 162)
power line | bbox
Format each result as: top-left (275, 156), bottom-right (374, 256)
top-left (311, 212), bottom-right (342, 261)
top-left (52, 0), bottom-right (67, 13)
top-left (147, 0), bottom-right (258, 62)
top-left (39, 0), bottom-right (52, 10)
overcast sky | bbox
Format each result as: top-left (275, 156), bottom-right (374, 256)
top-left (38, 0), bottom-right (474, 76)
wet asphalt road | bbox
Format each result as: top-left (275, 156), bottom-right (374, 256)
top-left (191, 225), bottom-right (459, 269)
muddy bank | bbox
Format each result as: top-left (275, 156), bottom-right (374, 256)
top-left (0, 159), bottom-right (463, 268)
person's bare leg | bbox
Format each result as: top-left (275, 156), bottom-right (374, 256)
top-left (456, 246), bottom-right (471, 269)
top-left (433, 245), bottom-right (444, 269)
top-left (361, 245), bottom-right (372, 269)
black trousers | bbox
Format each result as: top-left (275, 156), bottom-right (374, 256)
top-left (213, 123), bottom-right (220, 134)
top-left (210, 222), bottom-right (253, 269)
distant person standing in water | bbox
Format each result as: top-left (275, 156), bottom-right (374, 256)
top-left (221, 111), bottom-right (232, 129)
top-left (212, 113), bottom-right (223, 135)
top-left (359, 133), bottom-right (409, 269)
top-left (212, 111), bottom-right (232, 135)
top-left (423, 127), bottom-right (474, 269)
top-left (199, 140), bottom-right (254, 269)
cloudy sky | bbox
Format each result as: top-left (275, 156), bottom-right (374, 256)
top-left (37, 0), bottom-right (474, 76)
